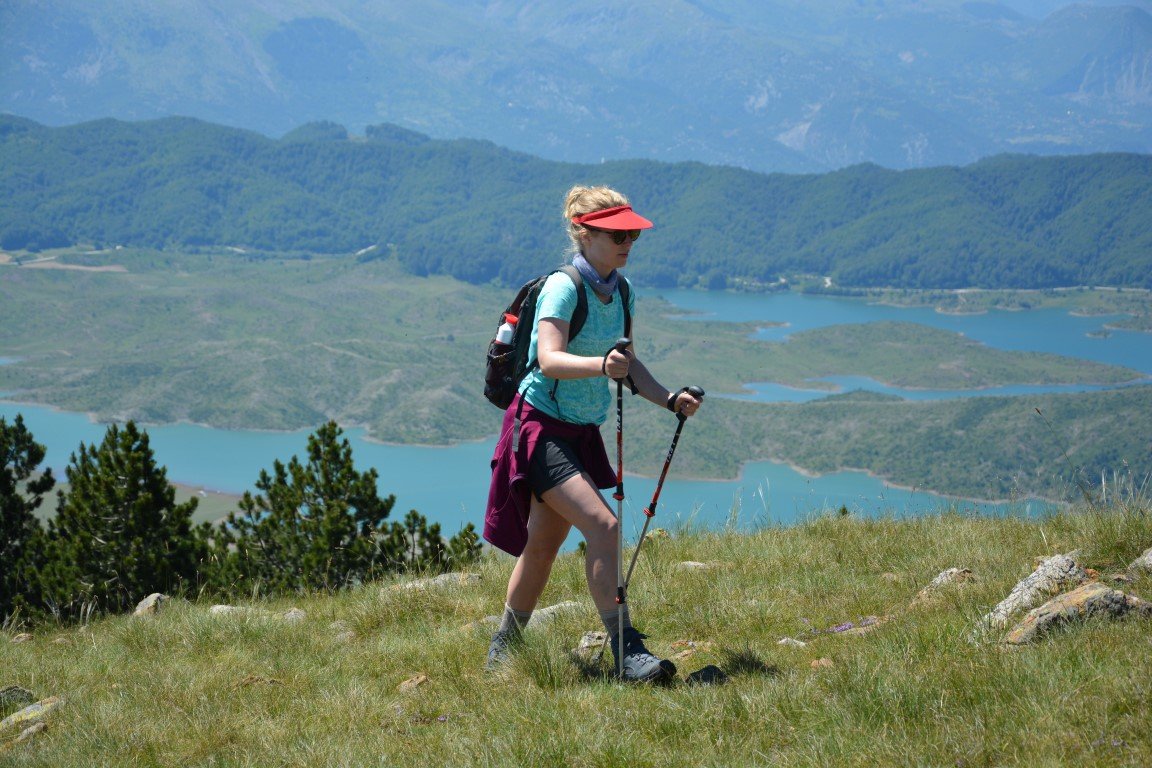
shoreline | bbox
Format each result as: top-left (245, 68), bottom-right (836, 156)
top-left (0, 390), bottom-right (1121, 512)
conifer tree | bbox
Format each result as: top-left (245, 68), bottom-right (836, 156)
top-left (44, 421), bottom-right (207, 618)
top-left (1, 414), bottom-right (55, 623)
top-left (209, 421), bottom-right (480, 596)
top-left (382, 509), bottom-right (483, 574)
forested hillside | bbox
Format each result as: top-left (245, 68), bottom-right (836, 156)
top-left (3, 115), bottom-right (1151, 290)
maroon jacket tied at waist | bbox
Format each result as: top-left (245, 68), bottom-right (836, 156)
top-left (484, 394), bottom-right (616, 556)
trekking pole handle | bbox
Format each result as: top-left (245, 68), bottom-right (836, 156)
top-left (671, 385), bottom-right (706, 418)
top-left (606, 338), bottom-right (631, 381)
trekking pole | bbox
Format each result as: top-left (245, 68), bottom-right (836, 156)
top-left (623, 385), bottom-right (705, 592)
top-left (610, 337), bottom-right (631, 677)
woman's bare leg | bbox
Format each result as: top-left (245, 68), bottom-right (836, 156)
top-left (535, 472), bottom-right (619, 614)
top-left (504, 493), bottom-right (573, 612)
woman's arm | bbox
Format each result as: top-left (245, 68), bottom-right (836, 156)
top-left (536, 318), bottom-right (624, 380)
top-left (623, 352), bottom-right (701, 416)
top-left (537, 319), bottom-right (701, 416)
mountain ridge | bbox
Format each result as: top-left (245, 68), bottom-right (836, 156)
top-left (3, 114), bottom-right (1151, 290)
top-left (2, 0), bottom-right (1149, 173)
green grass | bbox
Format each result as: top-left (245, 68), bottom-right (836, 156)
top-left (4, 502), bottom-right (1150, 766)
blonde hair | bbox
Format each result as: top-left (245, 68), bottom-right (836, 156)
top-left (563, 185), bottom-right (630, 254)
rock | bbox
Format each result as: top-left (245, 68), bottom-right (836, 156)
top-left (574, 631), bottom-right (608, 659)
top-left (397, 674), bottom-right (428, 693)
top-left (473, 600), bottom-right (584, 633)
top-left (1129, 546), bottom-right (1152, 573)
top-left (282, 608), bottom-right (306, 623)
top-left (670, 640), bottom-right (716, 661)
top-left (13, 721), bottom-right (47, 743)
top-left (810, 658), bottom-right (834, 669)
top-left (838, 616), bottom-right (889, 636)
top-left (133, 593), bottom-right (169, 617)
top-left (675, 561), bottom-right (729, 571)
top-left (911, 568), bottom-right (974, 605)
top-left (777, 637), bottom-right (808, 648)
top-left (209, 604), bottom-right (300, 622)
top-left (10, 633), bottom-right (32, 644)
top-left (329, 620), bottom-right (356, 643)
top-left (979, 553), bottom-right (1088, 632)
top-left (0, 686), bottom-right (36, 712)
top-left (1004, 581), bottom-right (1152, 645)
top-left (526, 600), bottom-right (582, 628)
top-left (0, 697), bottom-right (62, 733)
top-left (390, 572), bottom-right (481, 592)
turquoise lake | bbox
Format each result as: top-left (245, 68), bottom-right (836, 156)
top-left (4, 290), bottom-right (1149, 546)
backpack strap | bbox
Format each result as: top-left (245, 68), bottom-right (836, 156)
top-left (618, 275), bottom-right (632, 339)
top-left (546, 269), bottom-right (636, 402)
top-left (618, 276), bottom-right (637, 395)
top-left (559, 264), bottom-right (588, 339)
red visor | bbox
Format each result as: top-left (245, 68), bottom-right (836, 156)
top-left (572, 204), bottom-right (653, 231)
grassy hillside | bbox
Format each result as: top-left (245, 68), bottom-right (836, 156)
top-left (3, 502), bottom-right (1150, 766)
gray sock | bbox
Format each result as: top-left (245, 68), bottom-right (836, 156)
top-left (498, 604), bottom-right (533, 635)
top-left (599, 605), bottom-right (632, 640)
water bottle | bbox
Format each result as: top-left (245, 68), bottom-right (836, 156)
top-left (495, 313), bottom-right (517, 345)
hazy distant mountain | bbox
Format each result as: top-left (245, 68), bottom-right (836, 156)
top-left (1, 1), bottom-right (1149, 172)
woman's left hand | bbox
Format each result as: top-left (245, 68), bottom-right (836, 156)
top-left (672, 389), bottom-right (703, 417)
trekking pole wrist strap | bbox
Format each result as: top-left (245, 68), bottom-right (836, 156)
top-left (667, 387), bottom-right (690, 412)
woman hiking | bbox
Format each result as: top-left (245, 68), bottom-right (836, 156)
top-left (484, 185), bottom-right (702, 682)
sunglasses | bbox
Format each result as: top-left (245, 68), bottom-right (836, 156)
top-left (586, 226), bottom-right (642, 245)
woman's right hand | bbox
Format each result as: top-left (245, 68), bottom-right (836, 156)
top-left (602, 347), bottom-right (631, 380)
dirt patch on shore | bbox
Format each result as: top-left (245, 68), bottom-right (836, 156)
top-left (0, 253), bottom-right (127, 272)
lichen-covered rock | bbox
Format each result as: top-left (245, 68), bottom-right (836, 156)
top-left (1129, 546), bottom-right (1152, 573)
top-left (912, 568), bottom-right (974, 605)
top-left (574, 630), bottom-right (608, 659)
top-left (527, 600), bottom-right (581, 627)
top-left (1003, 581), bottom-right (1152, 645)
top-left (979, 553), bottom-right (1088, 631)
top-left (282, 607), bottom-right (306, 623)
top-left (390, 572), bottom-right (481, 592)
top-left (397, 674), bottom-right (428, 693)
top-left (0, 686), bottom-right (35, 712)
top-left (0, 697), bottom-right (62, 733)
top-left (474, 600), bottom-right (584, 632)
top-left (133, 593), bottom-right (169, 617)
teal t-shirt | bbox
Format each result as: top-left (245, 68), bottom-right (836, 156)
top-left (518, 271), bottom-right (634, 425)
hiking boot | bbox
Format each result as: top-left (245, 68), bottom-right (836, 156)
top-left (610, 628), bottom-right (677, 683)
top-left (485, 628), bottom-right (521, 670)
